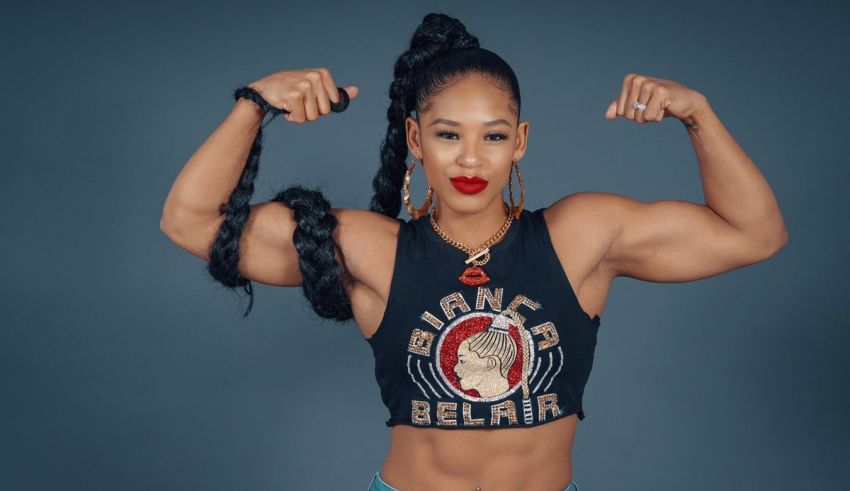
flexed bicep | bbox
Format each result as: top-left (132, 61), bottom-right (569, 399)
top-left (601, 193), bottom-right (779, 282)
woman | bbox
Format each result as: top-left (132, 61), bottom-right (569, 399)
top-left (160, 12), bottom-right (788, 491)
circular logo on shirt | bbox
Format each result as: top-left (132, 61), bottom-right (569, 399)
top-left (434, 311), bottom-right (536, 402)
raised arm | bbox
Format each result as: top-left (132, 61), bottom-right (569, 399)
top-left (159, 68), bottom-right (366, 288)
top-left (548, 74), bottom-right (788, 283)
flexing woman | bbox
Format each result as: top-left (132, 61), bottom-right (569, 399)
top-left (160, 12), bottom-right (787, 491)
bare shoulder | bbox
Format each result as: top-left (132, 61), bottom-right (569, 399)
top-left (543, 191), bottom-right (635, 227)
top-left (332, 208), bottom-right (402, 339)
top-left (541, 191), bottom-right (628, 283)
top-left (331, 208), bottom-right (401, 292)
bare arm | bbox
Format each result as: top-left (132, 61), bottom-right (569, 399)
top-left (159, 96), bottom-right (307, 286)
top-left (160, 96), bottom-right (263, 234)
top-left (159, 68), bottom-right (366, 288)
top-left (549, 75), bottom-right (788, 283)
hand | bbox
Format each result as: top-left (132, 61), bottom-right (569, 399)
top-left (248, 67), bottom-right (360, 124)
top-left (605, 73), bottom-right (706, 124)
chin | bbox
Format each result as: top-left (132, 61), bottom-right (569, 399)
top-left (443, 193), bottom-right (499, 211)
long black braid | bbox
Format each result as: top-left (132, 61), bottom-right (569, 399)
top-left (207, 12), bottom-right (522, 321)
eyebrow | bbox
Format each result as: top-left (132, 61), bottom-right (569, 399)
top-left (427, 118), bottom-right (512, 127)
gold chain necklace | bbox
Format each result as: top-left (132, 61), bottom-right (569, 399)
top-left (429, 201), bottom-right (513, 286)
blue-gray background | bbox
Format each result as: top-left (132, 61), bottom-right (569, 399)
top-left (2, 0), bottom-right (847, 489)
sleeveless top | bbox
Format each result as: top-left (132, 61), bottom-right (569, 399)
top-left (365, 206), bottom-right (601, 429)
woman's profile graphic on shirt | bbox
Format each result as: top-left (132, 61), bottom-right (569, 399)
top-left (454, 315), bottom-right (519, 398)
top-left (422, 302), bottom-right (553, 426)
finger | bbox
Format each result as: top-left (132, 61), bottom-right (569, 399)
top-left (308, 70), bottom-right (331, 116)
top-left (616, 73), bottom-right (636, 116)
top-left (635, 82), bottom-right (654, 123)
top-left (605, 99), bottom-right (618, 119)
top-left (299, 79), bottom-right (320, 122)
top-left (642, 86), bottom-right (667, 123)
top-left (285, 89), bottom-right (306, 123)
top-left (626, 75), bottom-right (646, 120)
top-left (317, 67), bottom-right (341, 104)
top-left (343, 85), bottom-right (359, 99)
top-left (658, 94), bottom-right (672, 121)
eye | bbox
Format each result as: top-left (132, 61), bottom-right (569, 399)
top-left (436, 131), bottom-right (509, 141)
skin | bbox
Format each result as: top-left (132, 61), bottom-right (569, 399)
top-left (161, 67), bottom-right (788, 490)
top-left (405, 73), bottom-right (529, 247)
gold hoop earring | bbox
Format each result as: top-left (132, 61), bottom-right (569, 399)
top-left (403, 158), bottom-right (433, 219)
top-left (508, 160), bottom-right (525, 219)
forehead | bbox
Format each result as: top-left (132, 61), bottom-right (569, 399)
top-left (421, 74), bottom-right (514, 122)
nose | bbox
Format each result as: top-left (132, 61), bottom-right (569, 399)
top-left (457, 140), bottom-right (483, 168)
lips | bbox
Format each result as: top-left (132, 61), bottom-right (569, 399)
top-left (458, 266), bottom-right (490, 286)
top-left (450, 176), bottom-right (488, 194)
top-left (451, 176), bottom-right (487, 184)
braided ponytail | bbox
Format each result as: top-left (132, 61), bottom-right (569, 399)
top-left (207, 12), bottom-right (522, 322)
top-left (371, 13), bottom-right (481, 216)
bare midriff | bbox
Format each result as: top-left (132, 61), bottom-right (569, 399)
top-left (377, 413), bottom-right (578, 490)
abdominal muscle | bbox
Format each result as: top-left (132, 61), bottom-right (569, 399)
top-left (377, 413), bottom-right (579, 491)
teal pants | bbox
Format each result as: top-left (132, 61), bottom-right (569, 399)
top-left (367, 470), bottom-right (580, 490)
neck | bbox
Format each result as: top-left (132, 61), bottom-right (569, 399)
top-left (432, 199), bottom-right (511, 249)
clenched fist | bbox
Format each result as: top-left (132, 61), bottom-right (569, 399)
top-left (605, 73), bottom-right (707, 124)
top-left (248, 67), bottom-right (360, 124)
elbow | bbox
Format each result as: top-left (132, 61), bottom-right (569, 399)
top-left (772, 226), bottom-right (789, 251)
top-left (758, 227), bottom-right (789, 260)
top-left (159, 214), bottom-right (196, 256)
top-left (160, 202), bottom-right (196, 238)
top-left (779, 228), bottom-right (789, 247)
top-left (160, 213), bottom-right (177, 238)
top-left (739, 224), bottom-right (788, 264)
top-left (160, 208), bottom-right (187, 241)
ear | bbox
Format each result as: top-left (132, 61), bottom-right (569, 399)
top-left (513, 119), bottom-right (529, 162)
top-left (405, 116), bottom-right (422, 160)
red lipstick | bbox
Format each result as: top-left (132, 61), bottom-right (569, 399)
top-left (450, 176), bottom-right (488, 194)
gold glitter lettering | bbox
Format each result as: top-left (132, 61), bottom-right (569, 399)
top-left (440, 292), bottom-right (470, 320)
top-left (407, 329), bottom-right (434, 356)
top-left (420, 311), bottom-right (444, 330)
top-left (411, 400), bottom-right (431, 425)
top-left (475, 287), bottom-right (503, 311)
top-left (436, 402), bottom-right (458, 426)
top-left (537, 393), bottom-right (561, 421)
top-left (490, 400), bottom-right (519, 426)
top-left (505, 295), bottom-right (542, 325)
top-left (530, 321), bottom-right (559, 350)
top-left (462, 402), bottom-right (485, 426)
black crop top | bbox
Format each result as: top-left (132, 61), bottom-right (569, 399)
top-left (365, 206), bottom-right (601, 429)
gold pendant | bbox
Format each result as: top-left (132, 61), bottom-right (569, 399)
top-left (459, 248), bottom-right (491, 286)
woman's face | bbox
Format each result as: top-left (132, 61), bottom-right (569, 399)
top-left (454, 339), bottom-right (493, 390)
top-left (405, 74), bottom-right (529, 216)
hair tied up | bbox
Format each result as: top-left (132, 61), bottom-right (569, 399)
top-left (208, 12), bottom-right (520, 327)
